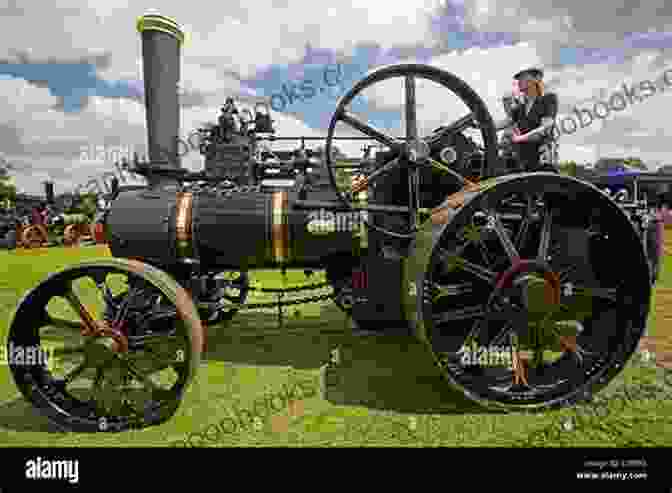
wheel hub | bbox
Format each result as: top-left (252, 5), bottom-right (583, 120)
top-left (439, 146), bottom-right (458, 164)
top-left (84, 336), bottom-right (122, 365)
top-left (407, 139), bottom-right (430, 162)
top-left (494, 259), bottom-right (561, 326)
top-left (81, 320), bottom-right (129, 353)
top-left (515, 274), bottom-right (557, 315)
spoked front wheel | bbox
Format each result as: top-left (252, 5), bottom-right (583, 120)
top-left (6, 258), bottom-right (204, 432)
top-left (407, 173), bottom-right (652, 410)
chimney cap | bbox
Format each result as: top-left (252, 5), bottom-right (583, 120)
top-left (136, 13), bottom-right (185, 45)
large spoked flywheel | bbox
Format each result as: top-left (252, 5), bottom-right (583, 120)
top-left (324, 64), bottom-right (498, 239)
top-left (6, 258), bottom-right (204, 432)
top-left (405, 173), bottom-right (652, 410)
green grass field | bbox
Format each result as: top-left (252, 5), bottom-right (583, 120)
top-left (0, 245), bottom-right (670, 447)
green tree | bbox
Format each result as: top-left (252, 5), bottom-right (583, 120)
top-left (70, 193), bottom-right (98, 220)
top-left (623, 157), bottom-right (647, 170)
top-left (558, 160), bottom-right (578, 176)
top-left (0, 158), bottom-right (17, 206)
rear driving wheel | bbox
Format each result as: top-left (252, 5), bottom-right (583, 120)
top-left (410, 173), bottom-right (651, 410)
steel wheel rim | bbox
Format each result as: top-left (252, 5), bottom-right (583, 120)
top-left (6, 259), bottom-right (203, 432)
top-left (420, 174), bottom-right (651, 409)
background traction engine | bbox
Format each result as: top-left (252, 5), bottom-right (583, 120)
top-left (3, 13), bottom-right (655, 432)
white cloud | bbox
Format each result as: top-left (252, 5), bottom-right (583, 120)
top-left (3, 1), bottom-right (672, 194)
top-left (357, 42), bottom-right (542, 136)
top-left (0, 75), bottom-right (348, 193)
top-left (463, 0), bottom-right (672, 48)
top-left (355, 41), bottom-right (672, 167)
top-left (0, 0), bottom-right (442, 93)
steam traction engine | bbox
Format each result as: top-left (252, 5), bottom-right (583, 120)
top-left (5, 14), bottom-right (655, 432)
top-left (12, 182), bottom-right (96, 248)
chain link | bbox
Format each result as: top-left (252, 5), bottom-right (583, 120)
top-left (240, 281), bottom-right (335, 311)
top-left (239, 290), bottom-right (335, 311)
top-left (247, 280), bottom-right (331, 293)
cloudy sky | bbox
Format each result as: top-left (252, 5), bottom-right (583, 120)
top-left (1, 0), bottom-right (671, 194)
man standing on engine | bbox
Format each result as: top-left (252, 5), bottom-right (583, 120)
top-left (218, 97), bottom-right (240, 142)
top-left (496, 68), bottom-right (559, 172)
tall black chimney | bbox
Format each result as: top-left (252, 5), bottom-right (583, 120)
top-left (136, 13), bottom-right (185, 183)
top-left (44, 181), bottom-right (54, 205)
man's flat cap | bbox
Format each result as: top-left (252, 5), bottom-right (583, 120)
top-left (514, 68), bottom-right (544, 80)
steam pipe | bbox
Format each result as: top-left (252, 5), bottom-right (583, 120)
top-left (136, 13), bottom-right (185, 186)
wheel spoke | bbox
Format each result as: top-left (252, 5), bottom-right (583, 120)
top-left (509, 333), bottom-right (529, 386)
top-left (404, 74), bottom-right (418, 143)
top-left (48, 317), bottom-right (85, 332)
top-left (447, 255), bottom-right (498, 284)
top-left (52, 345), bottom-right (86, 358)
top-left (560, 282), bottom-right (618, 304)
top-left (408, 166), bottom-right (421, 229)
top-left (537, 208), bottom-right (553, 262)
top-left (462, 318), bottom-right (516, 349)
top-left (491, 213), bottom-right (520, 263)
top-left (488, 323), bottom-right (515, 348)
top-left (432, 282), bottom-right (474, 299)
top-left (90, 367), bottom-right (105, 405)
top-left (477, 241), bottom-right (492, 267)
top-left (437, 247), bottom-right (498, 284)
top-left (110, 285), bottom-right (138, 328)
top-left (125, 361), bottom-right (164, 394)
top-left (433, 304), bottom-right (485, 323)
top-left (351, 158), bottom-right (400, 193)
top-left (514, 196), bottom-right (534, 250)
top-left (463, 318), bottom-right (485, 344)
top-left (427, 113), bottom-right (475, 144)
top-left (63, 286), bottom-right (97, 334)
top-left (340, 111), bottom-right (401, 149)
top-left (58, 361), bottom-right (89, 387)
top-left (551, 321), bottom-right (595, 364)
top-left (459, 258), bottom-right (498, 284)
top-left (575, 285), bottom-right (618, 302)
top-left (404, 74), bottom-right (423, 229)
top-left (529, 339), bottom-right (545, 369)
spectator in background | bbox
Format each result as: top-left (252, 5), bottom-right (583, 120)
top-left (218, 98), bottom-right (240, 142)
top-left (31, 204), bottom-right (45, 225)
